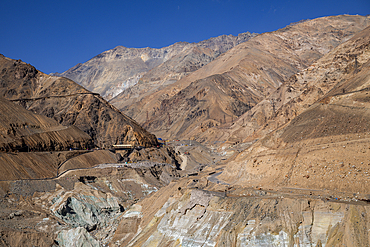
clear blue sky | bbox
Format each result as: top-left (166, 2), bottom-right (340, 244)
top-left (1, 0), bottom-right (369, 74)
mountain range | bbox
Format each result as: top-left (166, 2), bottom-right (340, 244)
top-left (1, 14), bottom-right (370, 246)
top-left (55, 15), bottom-right (370, 144)
top-left (114, 15), bottom-right (370, 142)
top-left (55, 32), bottom-right (256, 100)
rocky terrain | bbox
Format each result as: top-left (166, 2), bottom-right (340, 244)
top-left (56, 32), bottom-right (256, 100)
top-left (112, 184), bottom-right (370, 246)
top-left (0, 161), bottom-right (181, 246)
top-left (214, 19), bottom-right (370, 148)
top-left (119, 15), bottom-right (370, 141)
top-left (0, 96), bottom-right (92, 153)
top-left (0, 55), bottom-right (158, 148)
top-left (109, 46), bottom-right (220, 112)
top-left (218, 24), bottom-right (370, 193)
top-left (1, 14), bottom-right (370, 246)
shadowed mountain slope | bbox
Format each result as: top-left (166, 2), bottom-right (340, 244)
top-left (0, 95), bottom-right (95, 180)
top-left (0, 55), bottom-right (158, 148)
top-left (0, 96), bottom-right (92, 152)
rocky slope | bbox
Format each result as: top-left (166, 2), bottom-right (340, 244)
top-left (115, 185), bottom-right (370, 246)
top-left (2, 153), bottom-right (370, 247)
top-left (213, 20), bottom-right (370, 148)
top-left (0, 95), bottom-right (95, 180)
top-left (0, 96), bottom-right (92, 153)
top-left (108, 19), bottom-right (370, 246)
top-left (57, 32), bottom-right (256, 100)
top-left (109, 46), bottom-right (220, 111)
top-left (2, 160), bottom-right (369, 246)
top-left (217, 24), bottom-right (370, 194)
top-left (119, 15), bottom-right (370, 141)
top-left (0, 55), bottom-right (158, 148)
top-left (0, 161), bottom-right (180, 246)
top-left (2, 15), bottom-right (370, 247)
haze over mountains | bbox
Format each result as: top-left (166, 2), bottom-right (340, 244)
top-left (1, 14), bottom-right (370, 246)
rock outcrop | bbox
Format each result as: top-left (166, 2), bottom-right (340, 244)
top-left (112, 185), bottom-right (370, 246)
top-left (56, 227), bottom-right (100, 247)
top-left (52, 185), bottom-right (122, 232)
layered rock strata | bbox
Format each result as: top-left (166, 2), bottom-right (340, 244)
top-left (0, 55), bottom-right (158, 148)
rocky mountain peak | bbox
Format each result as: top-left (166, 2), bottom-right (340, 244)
top-left (116, 15), bottom-right (370, 142)
top-left (55, 32), bottom-right (257, 100)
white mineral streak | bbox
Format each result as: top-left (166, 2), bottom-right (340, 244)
top-left (56, 227), bottom-right (100, 247)
top-left (236, 208), bottom-right (344, 246)
top-left (143, 205), bottom-right (232, 247)
top-left (140, 190), bottom-right (232, 247)
top-left (240, 231), bottom-right (289, 246)
top-left (122, 204), bottom-right (143, 218)
top-left (297, 211), bottom-right (343, 246)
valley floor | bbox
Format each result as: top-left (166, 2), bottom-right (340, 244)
top-left (1, 139), bottom-right (369, 246)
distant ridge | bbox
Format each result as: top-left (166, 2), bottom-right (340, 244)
top-left (54, 32), bottom-right (257, 100)
top-left (116, 15), bottom-right (370, 142)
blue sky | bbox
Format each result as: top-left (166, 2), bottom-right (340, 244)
top-left (1, 0), bottom-right (369, 74)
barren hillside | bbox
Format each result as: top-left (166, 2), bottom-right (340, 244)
top-left (2, 15), bottom-right (370, 247)
top-left (219, 24), bottom-right (370, 194)
top-left (120, 15), bottom-right (370, 141)
top-left (57, 32), bottom-right (256, 100)
top-left (0, 55), bottom-right (158, 148)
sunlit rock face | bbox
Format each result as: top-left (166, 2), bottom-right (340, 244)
top-left (56, 227), bottom-right (100, 247)
top-left (52, 190), bottom-right (122, 231)
top-left (56, 32), bottom-right (256, 100)
top-left (119, 188), bottom-right (370, 247)
top-left (116, 15), bottom-right (370, 142)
